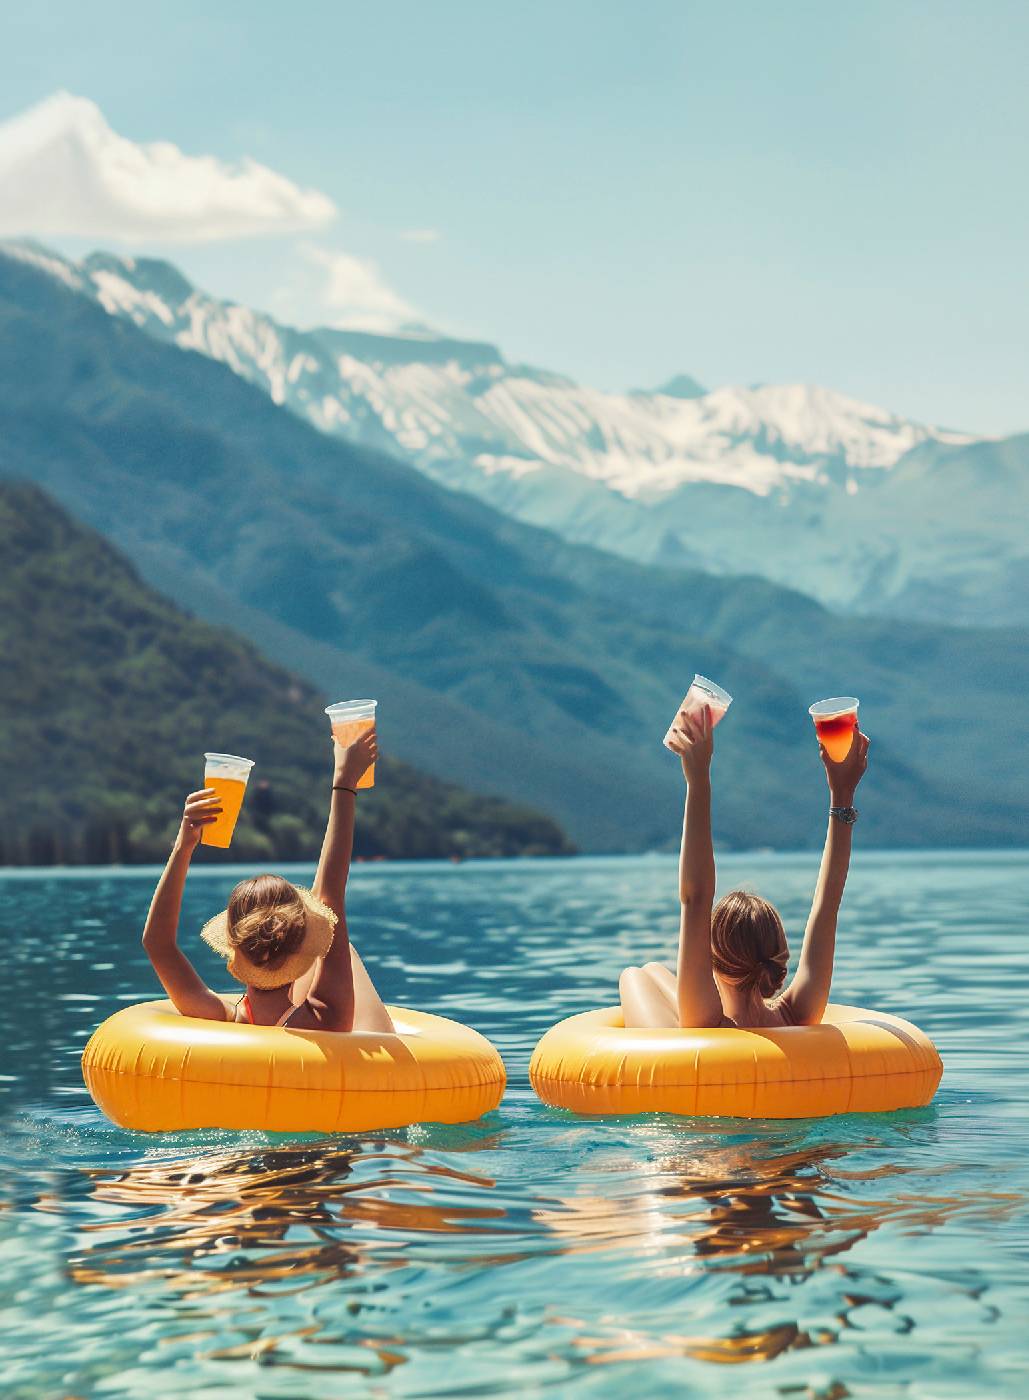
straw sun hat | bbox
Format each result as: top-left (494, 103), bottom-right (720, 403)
top-left (200, 885), bottom-right (337, 989)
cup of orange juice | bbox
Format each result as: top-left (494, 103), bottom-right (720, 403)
top-left (325, 699), bottom-right (377, 789)
top-left (663, 675), bottom-right (733, 751)
top-left (201, 753), bottom-right (255, 848)
top-left (808, 698), bottom-right (859, 763)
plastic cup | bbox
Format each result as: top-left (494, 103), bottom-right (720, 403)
top-left (201, 753), bottom-right (255, 848)
top-left (325, 699), bottom-right (378, 789)
top-left (663, 674), bottom-right (733, 751)
top-left (808, 697), bottom-right (860, 763)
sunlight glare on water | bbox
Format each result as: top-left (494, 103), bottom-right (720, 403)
top-left (1, 851), bottom-right (1028, 1396)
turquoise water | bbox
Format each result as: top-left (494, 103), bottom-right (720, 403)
top-left (2, 851), bottom-right (1028, 1397)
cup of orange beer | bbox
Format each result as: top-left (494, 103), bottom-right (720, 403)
top-left (325, 699), bottom-right (377, 789)
top-left (201, 753), bottom-right (255, 848)
top-left (808, 697), bottom-right (859, 763)
top-left (663, 675), bottom-right (733, 751)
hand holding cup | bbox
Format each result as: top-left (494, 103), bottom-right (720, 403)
top-left (325, 700), bottom-right (378, 789)
top-left (334, 726), bottom-right (378, 791)
top-left (178, 789), bottom-right (223, 853)
top-left (665, 704), bottom-right (714, 784)
top-left (819, 728), bottom-right (870, 805)
top-left (663, 675), bottom-right (732, 753)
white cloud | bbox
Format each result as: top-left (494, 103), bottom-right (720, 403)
top-left (290, 242), bottom-right (424, 333)
top-left (399, 227), bottom-right (441, 244)
top-left (0, 91), bottom-right (337, 243)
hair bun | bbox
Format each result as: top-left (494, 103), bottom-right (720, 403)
top-left (757, 954), bottom-right (787, 997)
top-left (710, 889), bottom-right (790, 1000)
top-left (228, 886), bottom-right (307, 971)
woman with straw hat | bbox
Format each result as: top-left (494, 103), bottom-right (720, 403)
top-left (141, 728), bottom-right (394, 1033)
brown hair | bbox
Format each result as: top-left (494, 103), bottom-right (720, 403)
top-left (226, 874), bottom-right (307, 976)
top-left (710, 890), bottom-right (789, 999)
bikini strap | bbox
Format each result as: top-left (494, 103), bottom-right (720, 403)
top-left (235, 992), bottom-right (302, 1027)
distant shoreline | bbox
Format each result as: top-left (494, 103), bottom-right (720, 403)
top-left (3, 847), bottom-right (1027, 878)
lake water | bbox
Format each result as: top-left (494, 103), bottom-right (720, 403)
top-left (2, 851), bottom-right (1028, 1397)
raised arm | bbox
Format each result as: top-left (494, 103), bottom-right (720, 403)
top-left (305, 728), bottom-right (377, 1031)
top-left (667, 706), bottom-right (724, 1028)
top-left (142, 789), bottom-right (228, 1020)
top-left (781, 729), bottom-right (869, 1025)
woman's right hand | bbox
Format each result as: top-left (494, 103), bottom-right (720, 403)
top-left (820, 729), bottom-right (869, 805)
top-left (666, 704), bottom-right (714, 784)
top-left (176, 789), bottom-right (222, 853)
top-left (333, 727), bottom-right (378, 791)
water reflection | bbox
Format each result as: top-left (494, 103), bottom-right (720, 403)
top-left (11, 1120), bottom-right (1015, 1389)
top-left (560, 1317), bottom-right (825, 1366)
top-left (539, 1134), bottom-right (955, 1263)
top-left (68, 1139), bottom-right (511, 1299)
top-left (536, 1129), bottom-right (1019, 1369)
top-left (3, 854), bottom-right (1029, 1396)
top-left (32, 1137), bottom-right (524, 1381)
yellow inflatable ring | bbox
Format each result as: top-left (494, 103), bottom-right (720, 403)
top-left (82, 999), bottom-right (506, 1133)
top-left (529, 1002), bottom-right (942, 1119)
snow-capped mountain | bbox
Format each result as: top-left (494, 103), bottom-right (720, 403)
top-left (7, 239), bottom-right (965, 494)
top-left (9, 239), bottom-right (1020, 626)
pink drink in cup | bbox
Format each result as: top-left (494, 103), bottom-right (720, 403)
top-left (663, 675), bottom-right (733, 751)
top-left (808, 697), bottom-right (860, 763)
top-left (325, 699), bottom-right (377, 789)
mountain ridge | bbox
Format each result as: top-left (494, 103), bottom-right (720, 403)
top-left (6, 239), bottom-right (1018, 628)
top-left (1, 247), bottom-right (1025, 853)
top-left (3, 239), bottom-right (969, 498)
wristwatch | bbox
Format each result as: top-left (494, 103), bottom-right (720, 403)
top-left (830, 805), bottom-right (859, 825)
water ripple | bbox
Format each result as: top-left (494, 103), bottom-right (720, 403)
top-left (1, 852), bottom-right (1028, 1396)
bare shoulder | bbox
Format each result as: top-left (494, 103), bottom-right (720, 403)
top-left (289, 998), bottom-right (344, 1033)
top-left (767, 993), bottom-right (799, 1026)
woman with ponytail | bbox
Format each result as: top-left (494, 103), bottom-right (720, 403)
top-left (620, 703), bottom-right (869, 1029)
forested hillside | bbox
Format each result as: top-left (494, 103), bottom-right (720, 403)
top-left (0, 482), bottom-right (573, 864)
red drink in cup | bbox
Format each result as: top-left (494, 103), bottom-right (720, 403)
top-left (663, 675), bottom-right (733, 751)
top-left (808, 697), bottom-right (859, 763)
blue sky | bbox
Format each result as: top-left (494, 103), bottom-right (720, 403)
top-left (2, 1), bottom-right (1027, 432)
